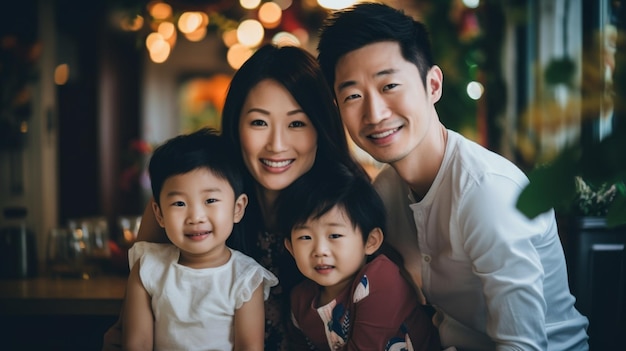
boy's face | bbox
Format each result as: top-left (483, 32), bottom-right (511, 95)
top-left (284, 206), bottom-right (381, 297)
top-left (333, 41), bottom-right (443, 165)
top-left (153, 168), bottom-right (247, 259)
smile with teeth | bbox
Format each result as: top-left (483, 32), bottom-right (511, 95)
top-left (185, 231), bottom-right (209, 237)
top-left (261, 159), bottom-right (293, 168)
top-left (315, 265), bottom-right (334, 271)
top-left (369, 127), bottom-right (399, 139)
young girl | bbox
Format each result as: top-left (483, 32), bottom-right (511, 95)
top-left (276, 166), bottom-right (440, 351)
top-left (122, 128), bottom-right (277, 351)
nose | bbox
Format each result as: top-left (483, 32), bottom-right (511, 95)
top-left (265, 126), bottom-right (287, 152)
top-left (364, 91), bottom-right (390, 124)
top-left (312, 239), bottom-right (329, 257)
top-left (186, 204), bottom-right (207, 224)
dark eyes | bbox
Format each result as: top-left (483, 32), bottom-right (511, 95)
top-left (250, 119), bottom-right (266, 126)
top-left (289, 120), bottom-right (306, 128)
top-left (344, 93), bottom-right (361, 102)
top-left (343, 83), bottom-right (400, 102)
top-left (171, 199), bottom-right (217, 207)
top-left (295, 233), bottom-right (342, 240)
top-left (249, 120), bottom-right (307, 128)
top-left (383, 83), bottom-right (399, 91)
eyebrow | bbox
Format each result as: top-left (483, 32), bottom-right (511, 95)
top-left (336, 68), bottom-right (399, 93)
top-left (244, 107), bottom-right (305, 116)
top-left (164, 187), bottom-right (222, 197)
top-left (293, 221), bottom-right (350, 231)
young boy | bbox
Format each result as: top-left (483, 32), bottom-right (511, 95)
top-left (121, 128), bottom-right (278, 351)
top-left (276, 166), bottom-right (440, 351)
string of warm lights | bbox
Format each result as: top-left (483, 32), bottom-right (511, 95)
top-left (114, 0), bottom-right (362, 68)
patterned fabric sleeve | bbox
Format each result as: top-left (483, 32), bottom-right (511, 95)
top-left (345, 255), bottom-right (440, 351)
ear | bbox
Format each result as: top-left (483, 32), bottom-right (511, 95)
top-left (151, 200), bottom-right (166, 228)
top-left (284, 238), bottom-right (295, 257)
top-left (364, 227), bottom-right (384, 255)
top-left (233, 193), bottom-right (248, 224)
top-left (427, 65), bottom-right (443, 104)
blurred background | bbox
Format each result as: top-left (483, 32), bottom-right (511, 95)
top-left (0, 0), bottom-right (624, 261)
top-left (0, 0), bottom-right (624, 349)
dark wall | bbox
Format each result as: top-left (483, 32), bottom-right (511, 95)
top-left (55, 0), bottom-right (142, 236)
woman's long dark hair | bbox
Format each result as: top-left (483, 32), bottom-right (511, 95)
top-left (221, 44), bottom-right (368, 256)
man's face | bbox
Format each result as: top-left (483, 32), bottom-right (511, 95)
top-left (333, 41), bottom-right (442, 165)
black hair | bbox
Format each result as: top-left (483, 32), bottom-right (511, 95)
top-left (276, 165), bottom-right (385, 249)
top-left (148, 127), bottom-right (243, 206)
top-left (221, 43), bottom-right (366, 178)
top-left (317, 2), bottom-right (435, 92)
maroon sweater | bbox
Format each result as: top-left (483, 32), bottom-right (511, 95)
top-left (288, 254), bottom-right (441, 351)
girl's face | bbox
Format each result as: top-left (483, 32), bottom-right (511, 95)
top-left (239, 79), bottom-right (318, 194)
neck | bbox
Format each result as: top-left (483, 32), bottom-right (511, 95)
top-left (178, 245), bottom-right (231, 269)
top-left (392, 123), bottom-right (447, 200)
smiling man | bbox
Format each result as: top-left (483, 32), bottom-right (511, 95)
top-left (318, 2), bottom-right (589, 350)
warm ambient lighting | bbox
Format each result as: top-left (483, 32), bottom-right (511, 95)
top-left (258, 2), bottom-right (282, 29)
top-left (240, 0), bottom-right (262, 10)
top-left (237, 19), bottom-right (264, 48)
top-left (115, 0), bottom-right (331, 67)
top-left (227, 43), bottom-right (254, 70)
top-left (54, 64), bottom-right (69, 85)
top-left (317, 0), bottom-right (359, 10)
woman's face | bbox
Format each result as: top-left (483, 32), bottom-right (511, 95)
top-left (239, 79), bottom-right (318, 193)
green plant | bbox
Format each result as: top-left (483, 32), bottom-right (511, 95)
top-left (571, 176), bottom-right (621, 216)
top-left (516, 131), bottom-right (626, 227)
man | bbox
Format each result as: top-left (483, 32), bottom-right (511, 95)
top-left (317, 2), bottom-right (589, 350)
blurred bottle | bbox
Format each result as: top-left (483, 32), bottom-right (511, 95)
top-left (0, 207), bottom-right (38, 279)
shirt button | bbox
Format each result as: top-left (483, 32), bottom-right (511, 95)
top-left (423, 255), bottom-right (431, 263)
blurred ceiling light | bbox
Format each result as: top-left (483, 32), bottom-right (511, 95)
top-left (272, 31), bottom-right (300, 47)
top-left (259, 2), bottom-right (282, 29)
top-left (222, 29), bottom-right (238, 48)
top-left (149, 1), bottom-right (173, 20)
top-left (237, 19), bottom-right (264, 47)
top-left (158, 21), bottom-right (176, 39)
top-left (184, 26), bottom-right (207, 42)
top-left (240, 0), bottom-right (261, 10)
top-left (317, 0), bottom-right (359, 10)
top-left (149, 39), bottom-right (171, 63)
top-left (119, 14), bottom-right (144, 31)
top-left (463, 0), bottom-right (480, 9)
top-left (227, 43), bottom-right (254, 69)
top-left (466, 81), bottom-right (484, 100)
top-left (178, 12), bottom-right (204, 34)
top-left (274, 0), bottom-right (292, 10)
top-left (54, 64), bottom-right (70, 85)
top-left (146, 32), bottom-right (165, 49)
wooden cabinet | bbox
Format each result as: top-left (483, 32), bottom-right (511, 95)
top-left (560, 216), bottom-right (626, 350)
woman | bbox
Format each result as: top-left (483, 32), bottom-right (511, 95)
top-left (103, 44), bottom-right (368, 350)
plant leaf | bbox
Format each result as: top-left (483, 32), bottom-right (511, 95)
top-left (606, 193), bottom-right (626, 228)
top-left (516, 147), bottom-right (580, 219)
